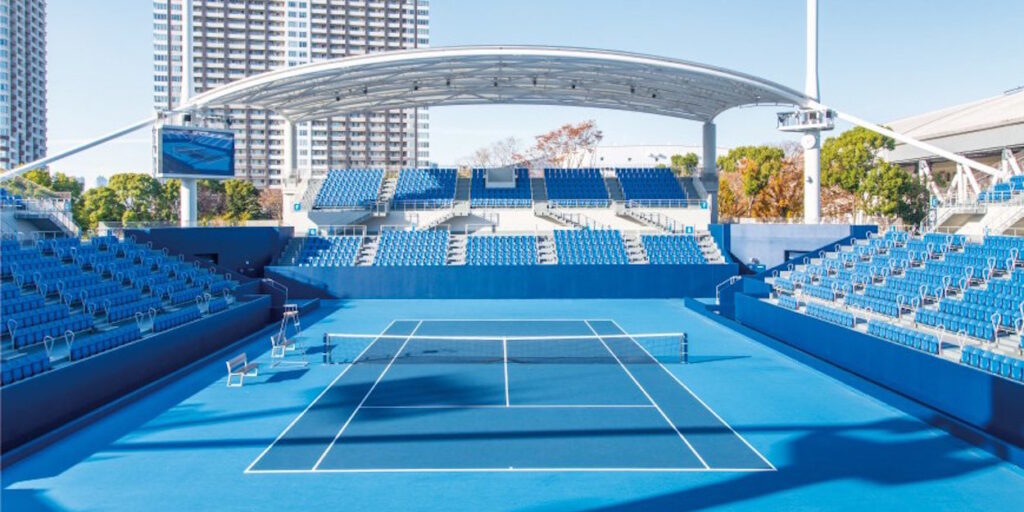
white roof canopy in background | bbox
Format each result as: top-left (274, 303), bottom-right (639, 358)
top-left (183, 46), bottom-right (813, 123)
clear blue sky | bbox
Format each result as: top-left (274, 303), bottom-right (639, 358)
top-left (46, 0), bottom-right (1024, 186)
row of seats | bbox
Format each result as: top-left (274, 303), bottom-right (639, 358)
top-left (641, 235), bottom-right (706, 264)
top-left (153, 306), bottom-right (202, 333)
top-left (867, 320), bottom-right (940, 354)
top-left (615, 168), bottom-right (687, 203)
top-left (961, 346), bottom-right (1024, 381)
top-left (977, 176), bottom-right (1024, 203)
top-left (0, 187), bottom-right (25, 209)
top-left (313, 169), bottom-right (384, 209)
top-left (375, 230), bottom-right (450, 266)
top-left (554, 230), bottom-right (628, 265)
top-left (0, 352), bottom-right (51, 386)
top-left (544, 169), bottom-right (609, 207)
top-left (466, 235), bottom-right (537, 266)
top-left (805, 303), bottom-right (855, 328)
top-left (393, 168), bottom-right (457, 207)
top-left (296, 236), bottom-right (362, 267)
top-left (845, 294), bottom-right (900, 317)
top-left (69, 325), bottom-right (142, 361)
top-left (778, 295), bottom-right (799, 310)
top-left (470, 168), bottom-right (532, 208)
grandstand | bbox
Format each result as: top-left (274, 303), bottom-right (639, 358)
top-left (3, 25), bottom-right (1024, 512)
top-left (1, 232), bottom-right (240, 386)
top-left (766, 230), bottom-right (1024, 379)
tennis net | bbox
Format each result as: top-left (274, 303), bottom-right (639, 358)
top-left (322, 332), bottom-right (688, 365)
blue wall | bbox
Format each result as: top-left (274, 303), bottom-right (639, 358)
top-left (267, 263), bottom-right (739, 299)
top-left (126, 226), bottom-right (293, 278)
top-left (1, 295), bottom-right (273, 454)
top-left (734, 293), bottom-right (1024, 461)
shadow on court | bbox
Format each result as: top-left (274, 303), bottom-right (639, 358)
top-left (585, 417), bottom-right (1000, 511)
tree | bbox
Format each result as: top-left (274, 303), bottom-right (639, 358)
top-left (717, 145), bottom-right (786, 198)
top-left (861, 162), bottom-right (930, 225)
top-left (821, 126), bottom-right (896, 193)
top-left (670, 153), bottom-right (699, 176)
top-left (75, 187), bottom-right (124, 231)
top-left (716, 179), bottom-right (741, 222)
top-left (223, 179), bottom-right (262, 221)
top-left (21, 169), bottom-right (52, 189)
top-left (258, 188), bottom-right (283, 220)
top-left (522, 120), bottom-right (603, 168)
top-left (198, 179), bottom-right (227, 220)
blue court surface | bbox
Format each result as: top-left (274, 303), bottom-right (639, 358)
top-left (3, 299), bottom-right (1023, 511)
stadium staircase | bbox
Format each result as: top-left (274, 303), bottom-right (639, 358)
top-left (455, 176), bottom-right (471, 202)
top-left (622, 232), bottom-right (649, 264)
top-left (604, 175), bottom-right (625, 202)
top-left (355, 235), bottom-right (379, 266)
top-left (697, 232), bottom-right (726, 263)
top-left (447, 234), bottom-right (467, 265)
top-left (301, 178), bottom-right (325, 211)
top-left (275, 237), bottom-right (306, 265)
top-left (617, 207), bottom-right (680, 233)
top-left (536, 235), bottom-right (558, 264)
top-left (679, 177), bottom-right (701, 200)
top-left (530, 177), bottom-right (548, 202)
top-left (378, 172), bottom-right (398, 203)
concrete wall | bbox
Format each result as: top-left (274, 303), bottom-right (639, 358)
top-left (727, 223), bottom-right (865, 268)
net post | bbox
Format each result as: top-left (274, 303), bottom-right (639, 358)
top-left (322, 333), bottom-right (329, 364)
top-left (682, 332), bottom-right (689, 364)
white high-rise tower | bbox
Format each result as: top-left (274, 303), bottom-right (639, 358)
top-left (153, 0), bottom-right (430, 188)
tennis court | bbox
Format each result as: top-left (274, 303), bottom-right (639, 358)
top-left (246, 318), bottom-right (773, 473)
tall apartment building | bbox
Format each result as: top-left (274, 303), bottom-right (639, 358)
top-left (0, 0), bottom-right (47, 170)
top-left (153, 0), bottom-right (430, 188)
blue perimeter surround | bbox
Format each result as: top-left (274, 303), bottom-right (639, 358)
top-left (266, 263), bottom-right (739, 299)
top-left (732, 291), bottom-right (1024, 466)
top-left (1, 295), bottom-right (273, 458)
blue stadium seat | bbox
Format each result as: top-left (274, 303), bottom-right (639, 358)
top-left (615, 168), bottom-right (687, 205)
top-left (543, 169), bottom-right (609, 207)
top-left (553, 230), bottom-right (627, 265)
top-left (393, 169), bottom-right (457, 208)
top-left (641, 235), bottom-right (706, 264)
top-left (374, 230), bottom-right (450, 266)
top-left (313, 169), bottom-right (384, 209)
top-left (466, 235), bottom-right (538, 265)
top-left (296, 236), bottom-right (362, 267)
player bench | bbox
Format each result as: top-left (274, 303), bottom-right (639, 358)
top-left (226, 353), bottom-right (259, 387)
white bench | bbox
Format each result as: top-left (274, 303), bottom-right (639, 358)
top-left (226, 353), bottom-right (259, 387)
top-left (270, 332), bottom-right (308, 367)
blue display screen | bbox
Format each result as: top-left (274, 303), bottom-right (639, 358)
top-left (159, 126), bottom-right (235, 178)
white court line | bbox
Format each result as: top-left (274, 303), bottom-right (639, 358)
top-left (245, 466), bottom-right (774, 474)
top-left (311, 320), bottom-right (424, 471)
top-left (503, 336), bottom-right (510, 407)
top-left (607, 319), bottom-right (776, 471)
top-left (244, 319), bottom-right (398, 474)
top-left (359, 404), bottom-right (655, 409)
top-left (583, 320), bottom-right (710, 469)
top-left (394, 318), bottom-right (599, 322)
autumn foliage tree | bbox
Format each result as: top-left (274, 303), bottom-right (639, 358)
top-left (519, 120), bottom-right (603, 168)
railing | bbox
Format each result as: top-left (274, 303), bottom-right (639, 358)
top-left (261, 278), bottom-right (289, 310)
top-left (623, 198), bottom-right (704, 208)
top-left (715, 275), bottom-right (742, 304)
top-left (391, 198), bottom-right (456, 210)
top-left (317, 224), bottom-right (368, 238)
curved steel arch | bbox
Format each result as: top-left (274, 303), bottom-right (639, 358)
top-left (184, 46), bottom-right (814, 123)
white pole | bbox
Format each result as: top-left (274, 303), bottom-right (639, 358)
top-left (180, 178), bottom-right (197, 227)
top-left (702, 121), bottom-right (718, 223)
top-left (803, 0), bottom-right (821, 225)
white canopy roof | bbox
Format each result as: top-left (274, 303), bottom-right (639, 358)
top-left (183, 46), bottom-right (812, 123)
